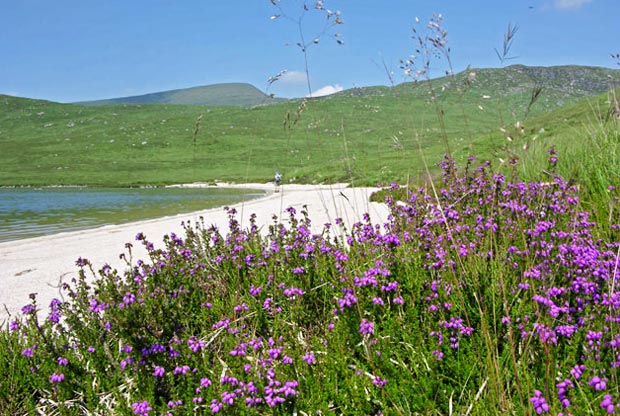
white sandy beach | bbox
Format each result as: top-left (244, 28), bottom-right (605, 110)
top-left (0, 183), bottom-right (390, 322)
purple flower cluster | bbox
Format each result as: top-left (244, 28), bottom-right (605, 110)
top-left (9, 154), bottom-right (620, 414)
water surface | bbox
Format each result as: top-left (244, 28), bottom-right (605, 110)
top-left (0, 187), bottom-right (263, 242)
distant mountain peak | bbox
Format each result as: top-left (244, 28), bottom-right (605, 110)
top-left (77, 83), bottom-right (285, 107)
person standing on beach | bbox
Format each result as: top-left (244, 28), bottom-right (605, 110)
top-left (274, 171), bottom-right (282, 193)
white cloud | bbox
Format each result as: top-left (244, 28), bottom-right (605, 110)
top-left (280, 70), bottom-right (308, 84)
top-left (554, 0), bottom-right (593, 10)
top-left (307, 84), bottom-right (344, 98)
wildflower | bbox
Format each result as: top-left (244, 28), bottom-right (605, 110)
top-left (249, 285), bottom-right (262, 296)
top-left (360, 319), bottom-right (374, 336)
top-left (21, 304), bottom-right (36, 315)
top-left (589, 376), bottom-right (607, 391)
top-left (530, 390), bottom-right (550, 414)
top-left (174, 365), bottom-right (190, 375)
top-left (9, 320), bottom-right (19, 331)
top-left (153, 366), bottom-right (165, 377)
top-left (393, 296), bottom-right (404, 305)
top-left (132, 400), bottom-right (152, 416)
top-left (188, 337), bottom-right (205, 353)
top-left (600, 395), bottom-right (616, 414)
top-left (302, 353), bottom-right (316, 365)
top-left (57, 356), bottom-right (68, 366)
top-left (200, 377), bottom-right (212, 388)
top-left (210, 399), bottom-right (223, 413)
top-left (373, 376), bottom-right (387, 387)
top-left (167, 399), bottom-right (182, 408)
top-left (570, 365), bottom-right (585, 380)
top-left (123, 292), bottom-right (136, 305)
top-left (50, 373), bottom-right (65, 383)
top-left (48, 298), bottom-right (62, 323)
top-left (282, 355), bottom-right (294, 364)
top-left (22, 347), bottom-right (35, 358)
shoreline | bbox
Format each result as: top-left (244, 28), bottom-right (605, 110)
top-left (0, 183), bottom-right (389, 322)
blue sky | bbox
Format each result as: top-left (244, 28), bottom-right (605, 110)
top-left (1, 0), bottom-right (618, 102)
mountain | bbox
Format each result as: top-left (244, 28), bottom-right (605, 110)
top-left (338, 64), bottom-right (619, 110)
top-left (77, 83), bottom-right (285, 107)
top-left (2, 64), bottom-right (619, 186)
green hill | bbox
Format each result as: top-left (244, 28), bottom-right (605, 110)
top-left (1, 65), bottom-right (618, 187)
top-left (78, 83), bottom-right (284, 107)
top-left (341, 64), bottom-right (619, 111)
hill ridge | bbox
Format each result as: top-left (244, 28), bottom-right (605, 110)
top-left (77, 82), bottom-right (284, 107)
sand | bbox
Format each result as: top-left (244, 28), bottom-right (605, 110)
top-left (0, 183), bottom-right (389, 322)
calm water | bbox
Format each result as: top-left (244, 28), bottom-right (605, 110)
top-left (0, 187), bottom-right (263, 242)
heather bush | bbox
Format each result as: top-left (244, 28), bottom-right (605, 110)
top-left (2, 152), bottom-right (620, 415)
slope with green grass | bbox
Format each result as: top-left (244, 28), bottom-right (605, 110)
top-left (1, 65), bottom-right (618, 187)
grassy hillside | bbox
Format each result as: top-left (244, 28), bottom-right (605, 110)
top-left (1, 65), bottom-right (618, 187)
top-left (78, 83), bottom-right (283, 107)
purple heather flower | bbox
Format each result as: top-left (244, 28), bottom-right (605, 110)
top-left (21, 304), bottom-right (36, 315)
top-left (188, 337), bottom-right (205, 353)
top-left (282, 355), bottom-right (294, 364)
top-left (132, 400), bottom-right (152, 416)
top-left (57, 356), bottom-right (68, 366)
top-left (167, 399), bottom-right (183, 408)
top-left (283, 286), bottom-right (305, 298)
top-left (49, 372), bottom-right (65, 383)
top-left (530, 390), bottom-right (550, 414)
top-left (249, 285), bottom-right (262, 296)
top-left (22, 347), bottom-right (35, 358)
top-left (87, 346), bottom-right (95, 353)
top-left (302, 353), bottom-right (316, 365)
top-left (173, 365), bottom-right (190, 375)
top-left (123, 292), bottom-right (136, 305)
top-left (153, 366), bottom-right (165, 377)
top-left (570, 365), bottom-right (585, 380)
top-left (210, 399), bottom-right (223, 413)
top-left (600, 395), bottom-right (616, 414)
top-left (373, 376), bottom-right (387, 387)
top-left (360, 319), bottom-right (374, 336)
top-left (233, 303), bottom-right (249, 313)
top-left (200, 377), bottom-right (212, 388)
top-left (372, 297), bottom-right (385, 306)
top-left (9, 320), bottom-right (19, 331)
top-left (589, 376), bottom-right (607, 391)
